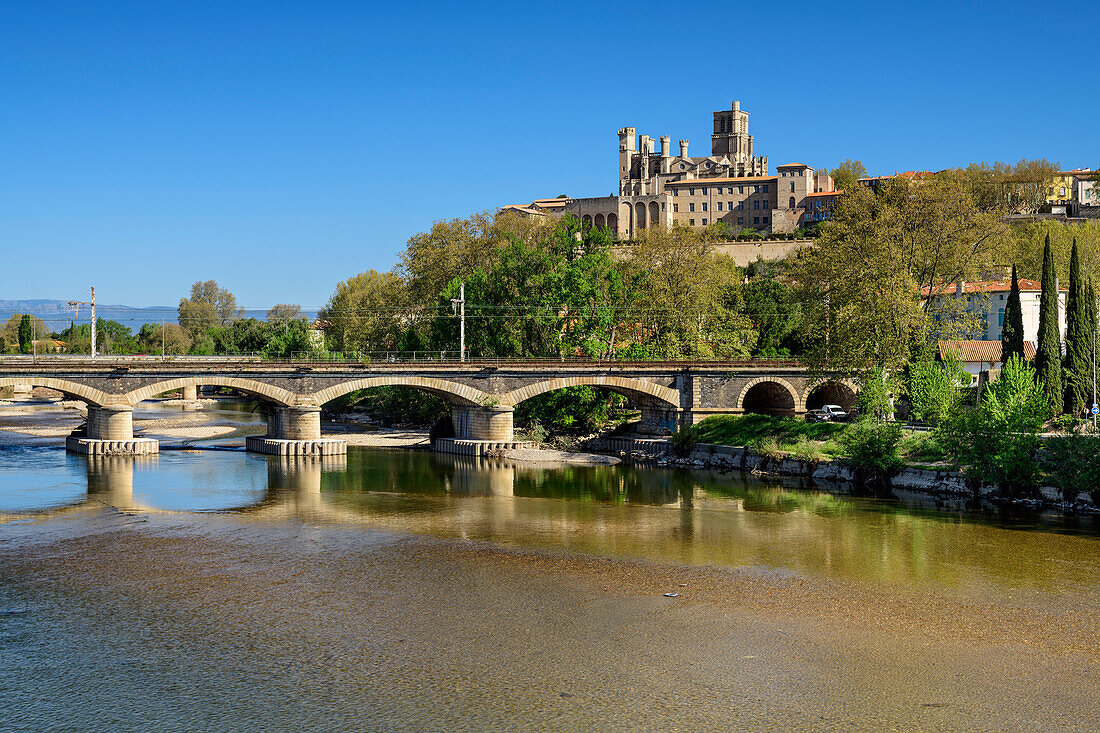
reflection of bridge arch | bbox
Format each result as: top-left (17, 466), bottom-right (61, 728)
top-left (124, 377), bottom-right (298, 407)
top-left (0, 375), bottom-right (112, 406)
top-left (736, 377), bottom-right (802, 415)
top-left (500, 376), bottom-right (680, 408)
top-left (311, 376), bottom-right (490, 407)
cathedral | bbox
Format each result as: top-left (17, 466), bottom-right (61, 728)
top-left (506, 100), bottom-right (835, 238)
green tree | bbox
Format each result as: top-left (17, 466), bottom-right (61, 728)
top-left (1034, 235), bottom-right (1063, 415)
top-left (1063, 239), bottom-right (1090, 416)
top-left (1, 314), bottom-right (47, 353)
top-left (56, 320), bottom-right (137, 354)
top-left (907, 353), bottom-right (965, 425)
top-left (319, 270), bottom-right (408, 354)
top-left (137, 323), bottom-right (192, 355)
top-left (828, 159), bottom-right (868, 191)
top-left (939, 355), bottom-right (1047, 495)
top-left (1001, 264), bottom-right (1025, 365)
top-left (178, 280), bottom-right (242, 339)
top-left (266, 304), bottom-right (303, 323)
top-left (17, 314), bottom-right (32, 353)
top-left (742, 280), bottom-right (801, 357)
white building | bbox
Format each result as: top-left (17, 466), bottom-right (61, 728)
top-left (923, 279), bottom-right (1066, 344)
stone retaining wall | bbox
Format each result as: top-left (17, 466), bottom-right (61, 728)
top-left (606, 437), bottom-right (1098, 511)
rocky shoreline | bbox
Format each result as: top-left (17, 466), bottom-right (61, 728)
top-left (598, 435), bottom-right (1100, 514)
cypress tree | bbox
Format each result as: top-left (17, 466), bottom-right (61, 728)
top-left (1064, 240), bottom-right (1090, 415)
top-left (1001, 264), bottom-right (1025, 366)
top-left (1034, 235), bottom-right (1063, 416)
top-left (1087, 281), bottom-right (1099, 413)
top-left (17, 314), bottom-right (32, 354)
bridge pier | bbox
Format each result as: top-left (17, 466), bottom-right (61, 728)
top-left (451, 405), bottom-right (515, 441)
top-left (9, 383), bottom-right (34, 401)
top-left (246, 405), bottom-right (347, 456)
top-left (638, 406), bottom-right (684, 434)
top-left (67, 404), bottom-right (159, 455)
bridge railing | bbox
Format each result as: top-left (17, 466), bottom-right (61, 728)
top-left (0, 352), bottom-right (806, 368)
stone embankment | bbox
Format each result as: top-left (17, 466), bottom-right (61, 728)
top-left (603, 437), bottom-right (1100, 512)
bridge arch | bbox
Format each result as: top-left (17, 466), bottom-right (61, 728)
top-left (804, 380), bottom-right (859, 411)
top-left (499, 376), bottom-right (680, 408)
top-left (310, 376), bottom-right (490, 407)
top-left (736, 377), bottom-right (802, 415)
top-left (123, 377), bottom-right (299, 407)
top-left (0, 376), bottom-right (113, 406)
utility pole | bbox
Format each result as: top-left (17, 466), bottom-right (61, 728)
top-left (451, 282), bottom-right (465, 362)
top-left (67, 286), bottom-right (97, 358)
top-left (161, 319), bottom-right (165, 358)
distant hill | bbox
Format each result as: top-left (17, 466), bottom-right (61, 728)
top-left (0, 300), bottom-right (318, 332)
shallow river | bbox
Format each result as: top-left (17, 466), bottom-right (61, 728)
top-left (1, 408), bottom-right (1098, 730)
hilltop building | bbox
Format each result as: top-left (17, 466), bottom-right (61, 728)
top-left (506, 100), bottom-right (835, 238)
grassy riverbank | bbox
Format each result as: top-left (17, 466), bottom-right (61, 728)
top-left (679, 414), bottom-right (944, 466)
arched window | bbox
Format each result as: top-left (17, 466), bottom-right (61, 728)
top-left (789, 197), bottom-right (796, 209)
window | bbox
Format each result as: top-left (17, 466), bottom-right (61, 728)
top-left (673, 204), bottom-right (678, 213)
top-left (789, 197), bottom-right (796, 208)
top-left (763, 201), bottom-right (769, 210)
top-left (690, 219), bottom-right (695, 225)
top-left (753, 200), bottom-right (759, 210)
top-left (998, 308), bottom-right (1005, 327)
top-left (763, 184), bottom-right (769, 193)
top-left (763, 216), bottom-right (769, 223)
top-left (737, 217), bottom-right (743, 225)
top-left (689, 188), bottom-right (695, 195)
top-left (728, 200), bottom-right (733, 209)
top-left (738, 186), bottom-right (744, 194)
top-left (702, 218), bottom-right (707, 225)
top-left (1060, 187), bottom-right (1066, 197)
top-left (737, 201), bottom-right (744, 210)
top-left (661, 203), bottom-right (665, 211)
top-left (717, 201), bottom-right (723, 211)
top-left (689, 203), bottom-right (695, 212)
top-left (753, 185), bottom-right (759, 193)
top-left (701, 187), bottom-right (708, 195)
top-left (702, 203), bottom-right (707, 211)
top-left (754, 216), bottom-right (759, 224)
top-left (790, 182), bottom-right (795, 192)
top-left (674, 189), bottom-right (679, 196)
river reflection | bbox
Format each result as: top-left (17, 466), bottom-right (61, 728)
top-left (2, 445), bottom-right (1097, 595)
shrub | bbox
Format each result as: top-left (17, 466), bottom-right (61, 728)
top-left (907, 354), bottom-right (966, 425)
top-left (669, 424), bottom-right (698, 457)
top-left (789, 438), bottom-right (827, 463)
top-left (750, 435), bottom-right (786, 460)
top-left (1040, 435), bottom-right (1100, 503)
top-left (899, 431), bottom-right (944, 463)
top-left (840, 420), bottom-right (904, 486)
top-left (937, 355), bottom-right (1047, 496)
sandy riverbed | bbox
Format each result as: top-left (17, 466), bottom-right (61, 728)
top-left (1, 508), bottom-right (1096, 731)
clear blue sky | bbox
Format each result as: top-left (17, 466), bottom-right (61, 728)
top-left (2, 0), bottom-right (1097, 308)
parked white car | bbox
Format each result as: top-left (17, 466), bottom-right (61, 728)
top-left (807, 404), bottom-right (848, 422)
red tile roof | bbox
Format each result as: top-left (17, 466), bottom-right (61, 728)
top-left (938, 340), bottom-right (1035, 363)
top-left (804, 190), bottom-right (840, 198)
top-left (776, 163), bottom-right (810, 169)
top-left (921, 279), bottom-right (1062, 297)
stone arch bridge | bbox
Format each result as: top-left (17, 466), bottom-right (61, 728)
top-left (0, 359), bottom-right (857, 454)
